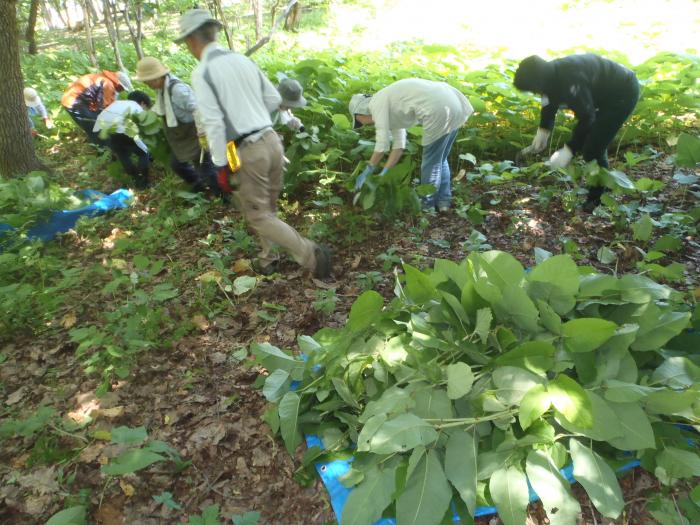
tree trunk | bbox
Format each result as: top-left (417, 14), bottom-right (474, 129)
top-left (122, 0), bottom-right (144, 59)
top-left (209, 0), bottom-right (233, 50)
top-left (81, 0), bottom-right (98, 67)
top-left (251, 0), bottom-right (262, 41)
top-left (102, 0), bottom-right (124, 70)
top-left (246, 0), bottom-right (297, 56)
top-left (25, 0), bottom-right (40, 54)
top-left (0, 0), bottom-right (42, 176)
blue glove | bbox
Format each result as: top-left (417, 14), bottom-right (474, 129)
top-left (379, 167), bottom-right (389, 176)
top-left (354, 164), bottom-right (376, 190)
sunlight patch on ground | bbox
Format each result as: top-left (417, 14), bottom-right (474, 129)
top-left (294, 0), bottom-right (699, 64)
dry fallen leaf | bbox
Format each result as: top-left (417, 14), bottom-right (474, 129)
top-left (350, 254), bottom-right (362, 269)
top-left (210, 352), bottom-right (227, 365)
top-left (196, 270), bottom-right (222, 283)
top-left (61, 312), bottom-right (77, 329)
top-left (119, 479), bottom-right (135, 497)
top-left (17, 467), bottom-right (59, 495)
top-left (91, 406), bottom-right (125, 419)
top-left (5, 386), bottom-right (27, 405)
top-left (192, 314), bottom-right (210, 331)
top-left (233, 258), bottom-right (252, 273)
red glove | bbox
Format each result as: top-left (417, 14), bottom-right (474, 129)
top-left (216, 166), bottom-right (234, 194)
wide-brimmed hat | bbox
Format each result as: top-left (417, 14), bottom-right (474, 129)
top-left (23, 87), bottom-right (39, 106)
top-left (175, 9), bottom-right (222, 43)
top-left (135, 57), bottom-right (170, 82)
top-left (277, 78), bottom-right (307, 108)
top-left (349, 93), bottom-right (372, 128)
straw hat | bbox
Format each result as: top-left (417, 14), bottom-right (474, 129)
top-left (175, 9), bottom-right (222, 43)
top-left (135, 57), bottom-right (170, 82)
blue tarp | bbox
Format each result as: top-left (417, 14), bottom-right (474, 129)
top-left (306, 433), bottom-right (640, 524)
top-left (0, 189), bottom-right (133, 243)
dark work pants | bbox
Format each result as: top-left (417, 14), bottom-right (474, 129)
top-left (109, 133), bottom-right (150, 188)
top-left (579, 78), bottom-right (640, 203)
top-left (65, 106), bottom-right (106, 146)
top-left (170, 151), bottom-right (218, 192)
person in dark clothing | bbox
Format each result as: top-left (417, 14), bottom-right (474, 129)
top-left (514, 53), bottom-right (640, 210)
top-left (94, 91), bottom-right (153, 189)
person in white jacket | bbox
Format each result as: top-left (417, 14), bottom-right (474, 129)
top-left (349, 78), bottom-right (473, 211)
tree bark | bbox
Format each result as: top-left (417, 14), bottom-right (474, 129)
top-left (25, 0), bottom-right (40, 54)
top-left (81, 0), bottom-right (98, 67)
top-left (102, 0), bottom-right (124, 70)
top-left (251, 0), bottom-right (262, 41)
top-left (0, 0), bottom-right (42, 176)
top-left (246, 0), bottom-right (297, 56)
top-left (209, 0), bottom-right (233, 50)
top-left (121, 0), bottom-right (144, 59)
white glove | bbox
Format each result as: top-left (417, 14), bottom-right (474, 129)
top-left (287, 116), bottom-right (303, 131)
top-left (520, 128), bottom-right (550, 155)
top-left (44, 118), bottom-right (54, 130)
top-left (546, 145), bottom-right (574, 169)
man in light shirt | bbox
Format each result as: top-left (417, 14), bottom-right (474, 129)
top-left (94, 91), bottom-right (152, 189)
top-left (349, 79), bottom-right (474, 212)
top-left (175, 9), bottom-right (332, 278)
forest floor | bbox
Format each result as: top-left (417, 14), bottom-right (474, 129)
top-left (1, 133), bottom-right (698, 525)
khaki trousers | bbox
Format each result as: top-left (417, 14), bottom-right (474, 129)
top-left (237, 131), bottom-right (317, 270)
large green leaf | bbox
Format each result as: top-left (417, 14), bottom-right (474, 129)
top-left (446, 362), bottom-right (474, 399)
top-left (618, 274), bottom-right (671, 304)
top-left (369, 413), bottom-right (438, 454)
top-left (359, 387), bottom-right (414, 423)
top-left (357, 414), bottom-right (388, 452)
top-left (570, 439), bottom-right (624, 518)
top-left (252, 343), bottom-right (303, 377)
top-left (101, 448), bottom-right (166, 475)
top-left (445, 430), bottom-right (478, 515)
top-left (556, 390), bottom-right (622, 441)
top-left (608, 403), bottom-right (655, 450)
top-left (655, 447), bottom-right (700, 483)
top-left (262, 369), bottom-right (291, 403)
top-left (46, 506), bottom-right (87, 525)
top-left (562, 318), bottom-right (617, 353)
top-left (489, 466), bottom-right (529, 525)
top-left (548, 375), bottom-right (593, 429)
top-left (341, 464), bottom-right (397, 525)
top-left (602, 380), bottom-right (656, 403)
top-left (519, 384), bottom-right (551, 430)
top-left (412, 387), bottom-right (454, 419)
top-left (526, 449), bottom-right (581, 525)
top-left (477, 251), bottom-right (525, 289)
top-left (676, 133), bottom-right (700, 167)
top-left (651, 356), bottom-right (700, 388)
top-left (632, 309), bottom-right (691, 351)
top-left (111, 425), bottom-right (148, 445)
top-left (348, 291), bottom-right (384, 332)
top-left (396, 450), bottom-right (452, 525)
top-left (494, 286), bottom-right (540, 333)
top-left (278, 391), bottom-right (302, 454)
top-left (332, 377), bottom-right (360, 409)
top-left (632, 213), bottom-right (654, 241)
top-left (527, 254), bottom-right (579, 314)
top-left (494, 341), bottom-right (555, 375)
top-left (403, 264), bottom-right (438, 304)
top-left (493, 366), bottom-right (544, 405)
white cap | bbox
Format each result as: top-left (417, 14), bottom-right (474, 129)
top-left (349, 93), bottom-right (372, 129)
top-left (23, 87), bottom-right (40, 107)
top-left (117, 71), bottom-right (133, 92)
top-left (175, 9), bottom-right (222, 43)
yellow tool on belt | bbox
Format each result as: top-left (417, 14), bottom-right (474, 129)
top-left (226, 141), bottom-right (242, 172)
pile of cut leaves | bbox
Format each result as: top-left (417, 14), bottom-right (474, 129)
top-left (256, 251), bottom-right (700, 525)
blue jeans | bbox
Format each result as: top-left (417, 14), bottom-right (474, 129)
top-left (420, 129), bottom-right (459, 209)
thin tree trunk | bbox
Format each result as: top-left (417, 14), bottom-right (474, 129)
top-left (63, 0), bottom-right (73, 29)
top-left (246, 0), bottom-right (297, 56)
top-left (251, 0), bottom-right (262, 41)
top-left (122, 0), bottom-right (144, 59)
top-left (102, 0), bottom-right (124, 70)
top-left (81, 0), bottom-right (98, 67)
top-left (210, 0), bottom-right (233, 49)
top-left (40, 0), bottom-right (54, 30)
top-left (0, 0), bottom-right (42, 176)
top-left (25, 0), bottom-right (40, 54)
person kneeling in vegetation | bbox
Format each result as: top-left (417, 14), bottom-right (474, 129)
top-left (514, 53), bottom-right (640, 212)
top-left (275, 76), bottom-right (306, 132)
top-left (175, 9), bottom-right (332, 278)
top-left (94, 91), bottom-right (153, 189)
top-left (24, 88), bottom-right (54, 136)
top-left (134, 56), bottom-right (219, 194)
top-left (349, 78), bottom-right (474, 212)
top-left (61, 70), bottom-right (133, 145)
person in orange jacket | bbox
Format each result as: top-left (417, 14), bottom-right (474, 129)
top-left (61, 70), bottom-right (133, 145)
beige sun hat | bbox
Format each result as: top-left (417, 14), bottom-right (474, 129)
top-left (23, 87), bottom-right (40, 107)
top-left (135, 57), bottom-right (170, 82)
top-left (174, 9), bottom-right (222, 44)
